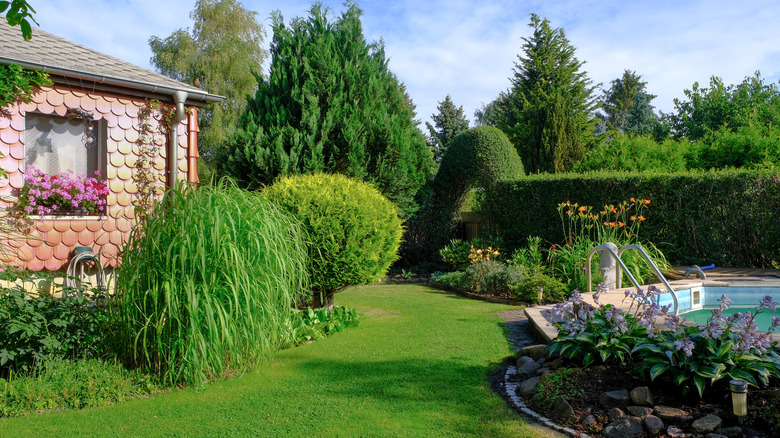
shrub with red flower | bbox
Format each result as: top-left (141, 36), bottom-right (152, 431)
top-left (12, 166), bottom-right (108, 218)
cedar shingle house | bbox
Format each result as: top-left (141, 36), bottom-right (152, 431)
top-left (0, 21), bottom-right (222, 271)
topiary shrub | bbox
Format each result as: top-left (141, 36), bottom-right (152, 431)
top-left (402, 126), bottom-right (524, 267)
top-left (263, 173), bottom-right (403, 309)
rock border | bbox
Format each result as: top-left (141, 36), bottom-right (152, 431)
top-left (503, 365), bottom-right (591, 438)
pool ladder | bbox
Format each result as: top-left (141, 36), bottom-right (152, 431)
top-left (586, 244), bottom-right (680, 315)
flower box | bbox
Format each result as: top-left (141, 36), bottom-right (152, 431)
top-left (10, 167), bottom-right (109, 219)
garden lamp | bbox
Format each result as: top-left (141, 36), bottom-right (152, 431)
top-left (729, 379), bottom-right (747, 422)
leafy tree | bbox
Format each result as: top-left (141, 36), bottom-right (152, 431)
top-left (496, 14), bottom-right (598, 174)
top-left (226, 2), bottom-right (431, 217)
top-left (600, 70), bottom-right (656, 132)
top-left (2, 0), bottom-right (36, 40)
top-left (426, 95), bottom-right (469, 161)
top-left (670, 72), bottom-right (780, 141)
top-left (149, 0), bottom-right (267, 166)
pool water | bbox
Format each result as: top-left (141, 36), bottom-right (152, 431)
top-left (680, 307), bottom-right (780, 332)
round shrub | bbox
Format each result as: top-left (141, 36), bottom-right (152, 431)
top-left (465, 260), bottom-right (524, 295)
top-left (263, 173), bottom-right (403, 309)
top-left (511, 274), bottom-right (568, 304)
top-left (114, 181), bottom-right (310, 386)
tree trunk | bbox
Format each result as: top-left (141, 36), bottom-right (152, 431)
top-left (312, 291), bottom-right (335, 311)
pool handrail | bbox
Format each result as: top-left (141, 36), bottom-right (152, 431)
top-left (618, 244), bottom-right (679, 315)
top-left (585, 243), bottom-right (680, 315)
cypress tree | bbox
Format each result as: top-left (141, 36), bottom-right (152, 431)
top-left (498, 14), bottom-right (598, 174)
top-left (426, 95), bottom-right (469, 162)
top-left (225, 3), bottom-right (431, 217)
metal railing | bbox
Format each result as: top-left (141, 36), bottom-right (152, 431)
top-left (586, 243), bottom-right (680, 315)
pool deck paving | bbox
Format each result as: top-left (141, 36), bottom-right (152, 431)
top-left (525, 267), bottom-right (780, 343)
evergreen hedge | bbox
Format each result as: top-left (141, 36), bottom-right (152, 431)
top-left (479, 169), bottom-right (780, 268)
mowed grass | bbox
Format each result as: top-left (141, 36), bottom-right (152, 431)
top-left (1, 285), bottom-right (545, 437)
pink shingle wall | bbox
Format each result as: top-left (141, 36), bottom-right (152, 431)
top-left (0, 85), bottom-right (193, 271)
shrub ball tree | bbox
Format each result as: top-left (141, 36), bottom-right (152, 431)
top-left (263, 173), bottom-right (403, 310)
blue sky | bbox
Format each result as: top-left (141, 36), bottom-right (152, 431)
top-left (30, 0), bottom-right (780, 127)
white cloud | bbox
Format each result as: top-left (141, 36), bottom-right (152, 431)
top-left (31, 0), bottom-right (780, 125)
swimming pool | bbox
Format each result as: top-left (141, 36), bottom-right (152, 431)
top-left (659, 286), bottom-right (780, 331)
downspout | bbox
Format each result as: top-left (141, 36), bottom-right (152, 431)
top-left (188, 108), bottom-right (200, 184)
top-left (169, 90), bottom-right (189, 190)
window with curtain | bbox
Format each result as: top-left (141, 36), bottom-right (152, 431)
top-left (24, 112), bottom-right (105, 176)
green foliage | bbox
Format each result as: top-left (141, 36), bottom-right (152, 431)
top-left (533, 368), bottom-right (584, 411)
top-left (687, 124), bottom-right (780, 170)
top-left (480, 169), bottom-right (780, 268)
top-left (511, 274), bottom-right (567, 304)
top-left (426, 95), bottom-right (469, 163)
top-left (429, 271), bottom-right (469, 290)
top-left (280, 306), bottom-right (359, 348)
top-left (439, 237), bottom-right (503, 272)
top-left (507, 236), bottom-right (546, 277)
top-left (495, 14), bottom-right (598, 173)
top-left (113, 181), bottom-right (310, 386)
top-left (0, 63), bottom-right (51, 108)
top-left (149, 0), bottom-right (267, 165)
top-left (464, 261), bottom-right (524, 295)
top-left (0, 276), bottom-right (109, 374)
top-left (226, 3), bottom-right (431, 218)
top-left (574, 134), bottom-right (689, 172)
top-left (1, 0), bottom-right (36, 40)
top-left (0, 359), bottom-right (157, 417)
top-left (263, 173), bottom-right (403, 308)
top-left (670, 72), bottom-right (780, 141)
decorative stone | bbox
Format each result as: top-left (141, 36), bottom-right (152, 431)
top-left (581, 414), bottom-right (597, 427)
top-left (627, 406), bottom-right (653, 417)
top-left (552, 396), bottom-right (576, 422)
top-left (630, 386), bottom-right (653, 406)
top-left (602, 416), bottom-right (644, 438)
top-left (536, 367), bottom-right (550, 376)
top-left (516, 356), bottom-right (541, 378)
top-left (705, 434), bottom-right (728, 438)
top-left (666, 425), bottom-right (686, 437)
top-left (608, 407), bottom-right (625, 422)
top-left (644, 414), bottom-right (664, 433)
top-left (520, 344), bottom-right (548, 361)
top-left (546, 357), bottom-right (564, 370)
top-left (518, 376), bottom-right (540, 397)
top-left (600, 389), bottom-right (630, 409)
top-left (653, 405), bottom-right (693, 423)
top-left (692, 415), bottom-right (722, 433)
top-left (714, 426), bottom-right (743, 438)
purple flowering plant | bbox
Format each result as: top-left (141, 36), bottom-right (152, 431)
top-left (545, 284), bottom-right (780, 398)
top-left (633, 294), bottom-right (780, 397)
top-left (544, 282), bottom-right (659, 367)
top-left (12, 166), bottom-right (108, 218)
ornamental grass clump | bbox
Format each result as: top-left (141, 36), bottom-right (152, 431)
top-left (12, 166), bottom-right (108, 217)
top-left (545, 284), bottom-right (780, 397)
top-left (113, 181), bottom-right (309, 387)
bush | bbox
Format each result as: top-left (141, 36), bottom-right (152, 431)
top-left (465, 261), bottom-right (524, 295)
top-left (511, 274), bottom-right (568, 304)
top-left (0, 359), bottom-right (156, 417)
top-left (480, 169), bottom-right (780, 267)
top-left (114, 181), bottom-right (310, 386)
top-left (263, 173), bottom-right (403, 309)
top-left (0, 275), bottom-right (109, 374)
top-left (280, 306), bottom-right (359, 348)
top-left (429, 271), bottom-right (469, 290)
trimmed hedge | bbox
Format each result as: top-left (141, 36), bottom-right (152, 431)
top-left (479, 169), bottom-right (780, 267)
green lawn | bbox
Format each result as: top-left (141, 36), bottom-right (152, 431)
top-left (1, 285), bottom-right (546, 437)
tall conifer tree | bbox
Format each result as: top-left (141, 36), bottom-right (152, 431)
top-left (226, 3), bottom-right (431, 217)
top-left (426, 95), bottom-right (469, 162)
top-left (497, 14), bottom-right (598, 173)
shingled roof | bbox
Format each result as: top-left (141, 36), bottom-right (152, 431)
top-left (0, 21), bottom-right (222, 106)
